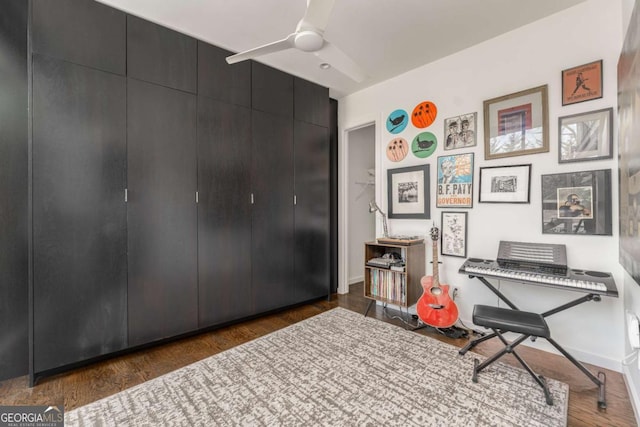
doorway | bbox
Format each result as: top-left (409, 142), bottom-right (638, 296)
top-left (339, 121), bottom-right (378, 294)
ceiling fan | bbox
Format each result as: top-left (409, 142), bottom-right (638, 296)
top-left (225, 0), bottom-right (367, 82)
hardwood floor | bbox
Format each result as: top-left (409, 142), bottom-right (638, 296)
top-left (0, 283), bottom-right (636, 426)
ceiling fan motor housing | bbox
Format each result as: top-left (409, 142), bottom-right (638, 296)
top-left (295, 30), bottom-right (324, 52)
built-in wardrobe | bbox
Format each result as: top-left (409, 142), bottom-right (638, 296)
top-left (0, 0), bottom-right (334, 383)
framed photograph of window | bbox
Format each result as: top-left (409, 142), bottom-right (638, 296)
top-left (483, 85), bottom-right (549, 160)
top-left (479, 164), bottom-right (531, 203)
top-left (387, 164), bottom-right (430, 219)
top-left (441, 211), bottom-right (467, 258)
top-left (562, 60), bottom-right (603, 106)
top-left (558, 108), bottom-right (613, 163)
top-left (436, 153), bottom-right (474, 208)
top-left (541, 169), bottom-right (612, 235)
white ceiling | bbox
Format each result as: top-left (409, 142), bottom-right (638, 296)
top-left (96, 0), bottom-right (587, 98)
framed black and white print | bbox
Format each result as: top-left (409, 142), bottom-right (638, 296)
top-left (387, 164), bottom-right (430, 219)
top-left (558, 108), bottom-right (613, 163)
top-left (443, 112), bottom-right (477, 150)
top-left (479, 164), bottom-right (531, 203)
top-left (441, 211), bottom-right (467, 258)
top-left (541, 169), bottom-right (612, 235)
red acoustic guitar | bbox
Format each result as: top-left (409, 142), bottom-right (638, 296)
top-left (416, 226), bottom-right (459, 328)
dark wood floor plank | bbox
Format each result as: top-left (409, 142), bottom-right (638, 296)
top-left (0, 283), bottom-right (635, 426)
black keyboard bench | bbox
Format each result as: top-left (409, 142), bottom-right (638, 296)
top-left (468, 304), bottom-right (554, 405)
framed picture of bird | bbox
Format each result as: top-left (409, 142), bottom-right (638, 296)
top-left (411, 131), bottom-right (437, 158)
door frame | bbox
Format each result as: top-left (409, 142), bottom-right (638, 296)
top-left (338, 116), bottom-right (381, 294)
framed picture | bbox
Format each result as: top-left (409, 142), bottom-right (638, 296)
top-left (443, 112), bottom-right (477, 150)
top-left (479, 164), bottom-right (531, 203)
top-left (436, 153), bottom-right (473, 208)
top-left (558, 108), bottom-right (613, 163)
top-left (387, 164), bottom-right (430, 219)
top-left (441, 212), bottom-right (467, 258)
top-left (483, 85), bottom-right (549, 160)
top-left (619, 7), bottom-right (640, 284)
top-left (541, 169), bottom-right (612, 235)
top-left (562, 60), bottom-right (603, 106)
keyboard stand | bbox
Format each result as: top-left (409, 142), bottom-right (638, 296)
top-left (459, 274), bottom-right (608, 410)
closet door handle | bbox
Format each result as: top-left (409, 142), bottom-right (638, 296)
top-left (124, 188), bottom-right (128, 203)
top-left (251, 193), bottom-right (254, 205)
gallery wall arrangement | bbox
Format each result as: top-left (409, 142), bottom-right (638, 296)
top-left (380, 58), bottom-right (613, 252)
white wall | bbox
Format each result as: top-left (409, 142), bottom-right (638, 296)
top-left (339, 0), bottom-right (625, 372)
top-left (620, 0), bottom-right (640, 419)
top-left (347, 125), bottom-right (376, 284)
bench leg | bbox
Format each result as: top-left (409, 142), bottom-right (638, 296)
top-left (459, 331), bottom-right (496, 355)
top-left (473, 331), bottom-right (554, 406)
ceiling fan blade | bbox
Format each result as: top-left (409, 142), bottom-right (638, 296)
top-left (226, 34), bottom-right (295, 64)
top-left (315, 41), bottom-right (367, 82)
top-left (298, 0), bottom-right (336, 32)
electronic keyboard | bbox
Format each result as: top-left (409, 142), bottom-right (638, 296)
top-left (459, 258), bottom-right (618, 297)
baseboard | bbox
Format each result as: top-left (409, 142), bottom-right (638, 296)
top-left (348, 275), bottom-right (363, 285)
top-left (623, 364), bottom-right (640, 425)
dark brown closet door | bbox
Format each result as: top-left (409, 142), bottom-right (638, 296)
top-left (32, 55), bottom-right (128, 373)
top-left (294, 120), bottom-right (330, 303)
top-left (251, 110), bottom-right (294, 312)
top-left (127, 15), bottom-right (197, 93)
top-left (31, 0), bottom-right (126, 75)
top-left (197, 97), bottom-right (253, 327)
top-left (127, 78), bottom-right (198, 346)
top-left (1, 0), bottom-right (28, 381)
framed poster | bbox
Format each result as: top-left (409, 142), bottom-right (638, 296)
top-left (558, 108), bottom-right (613, 163)
top-left (443, 112), bottom-right (477, 150)
top-left (478, 164), bottom-right (531, 203)
top-left (483, 85), bottom-right (549, 160)
top-left (441, 211), bottom-right (467, 258)
top-left (387, 164), bottom-right (430, 219)
top-left (562, 60), bottom-right (603, 106)
top-left (436, 153), bottom-right (473, 208)
top-left (619, 3), bottom-right (640, 285)
top-left (541, 169), bottom-right (612, 235)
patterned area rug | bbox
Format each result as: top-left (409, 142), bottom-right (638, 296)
top-left (66, 307), bottom-right (568, 426)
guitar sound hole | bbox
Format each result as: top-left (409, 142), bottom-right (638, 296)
top-left (431, 287), bottom-right (442, 295)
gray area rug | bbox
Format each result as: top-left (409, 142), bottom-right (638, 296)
top-left (66, 307), bottom-right (568, 426)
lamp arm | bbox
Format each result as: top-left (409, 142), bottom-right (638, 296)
top-left (380, 212), bottom-right (389, 237)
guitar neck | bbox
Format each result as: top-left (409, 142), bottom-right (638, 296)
top-left (432, 238), bottom-right (439, 287)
